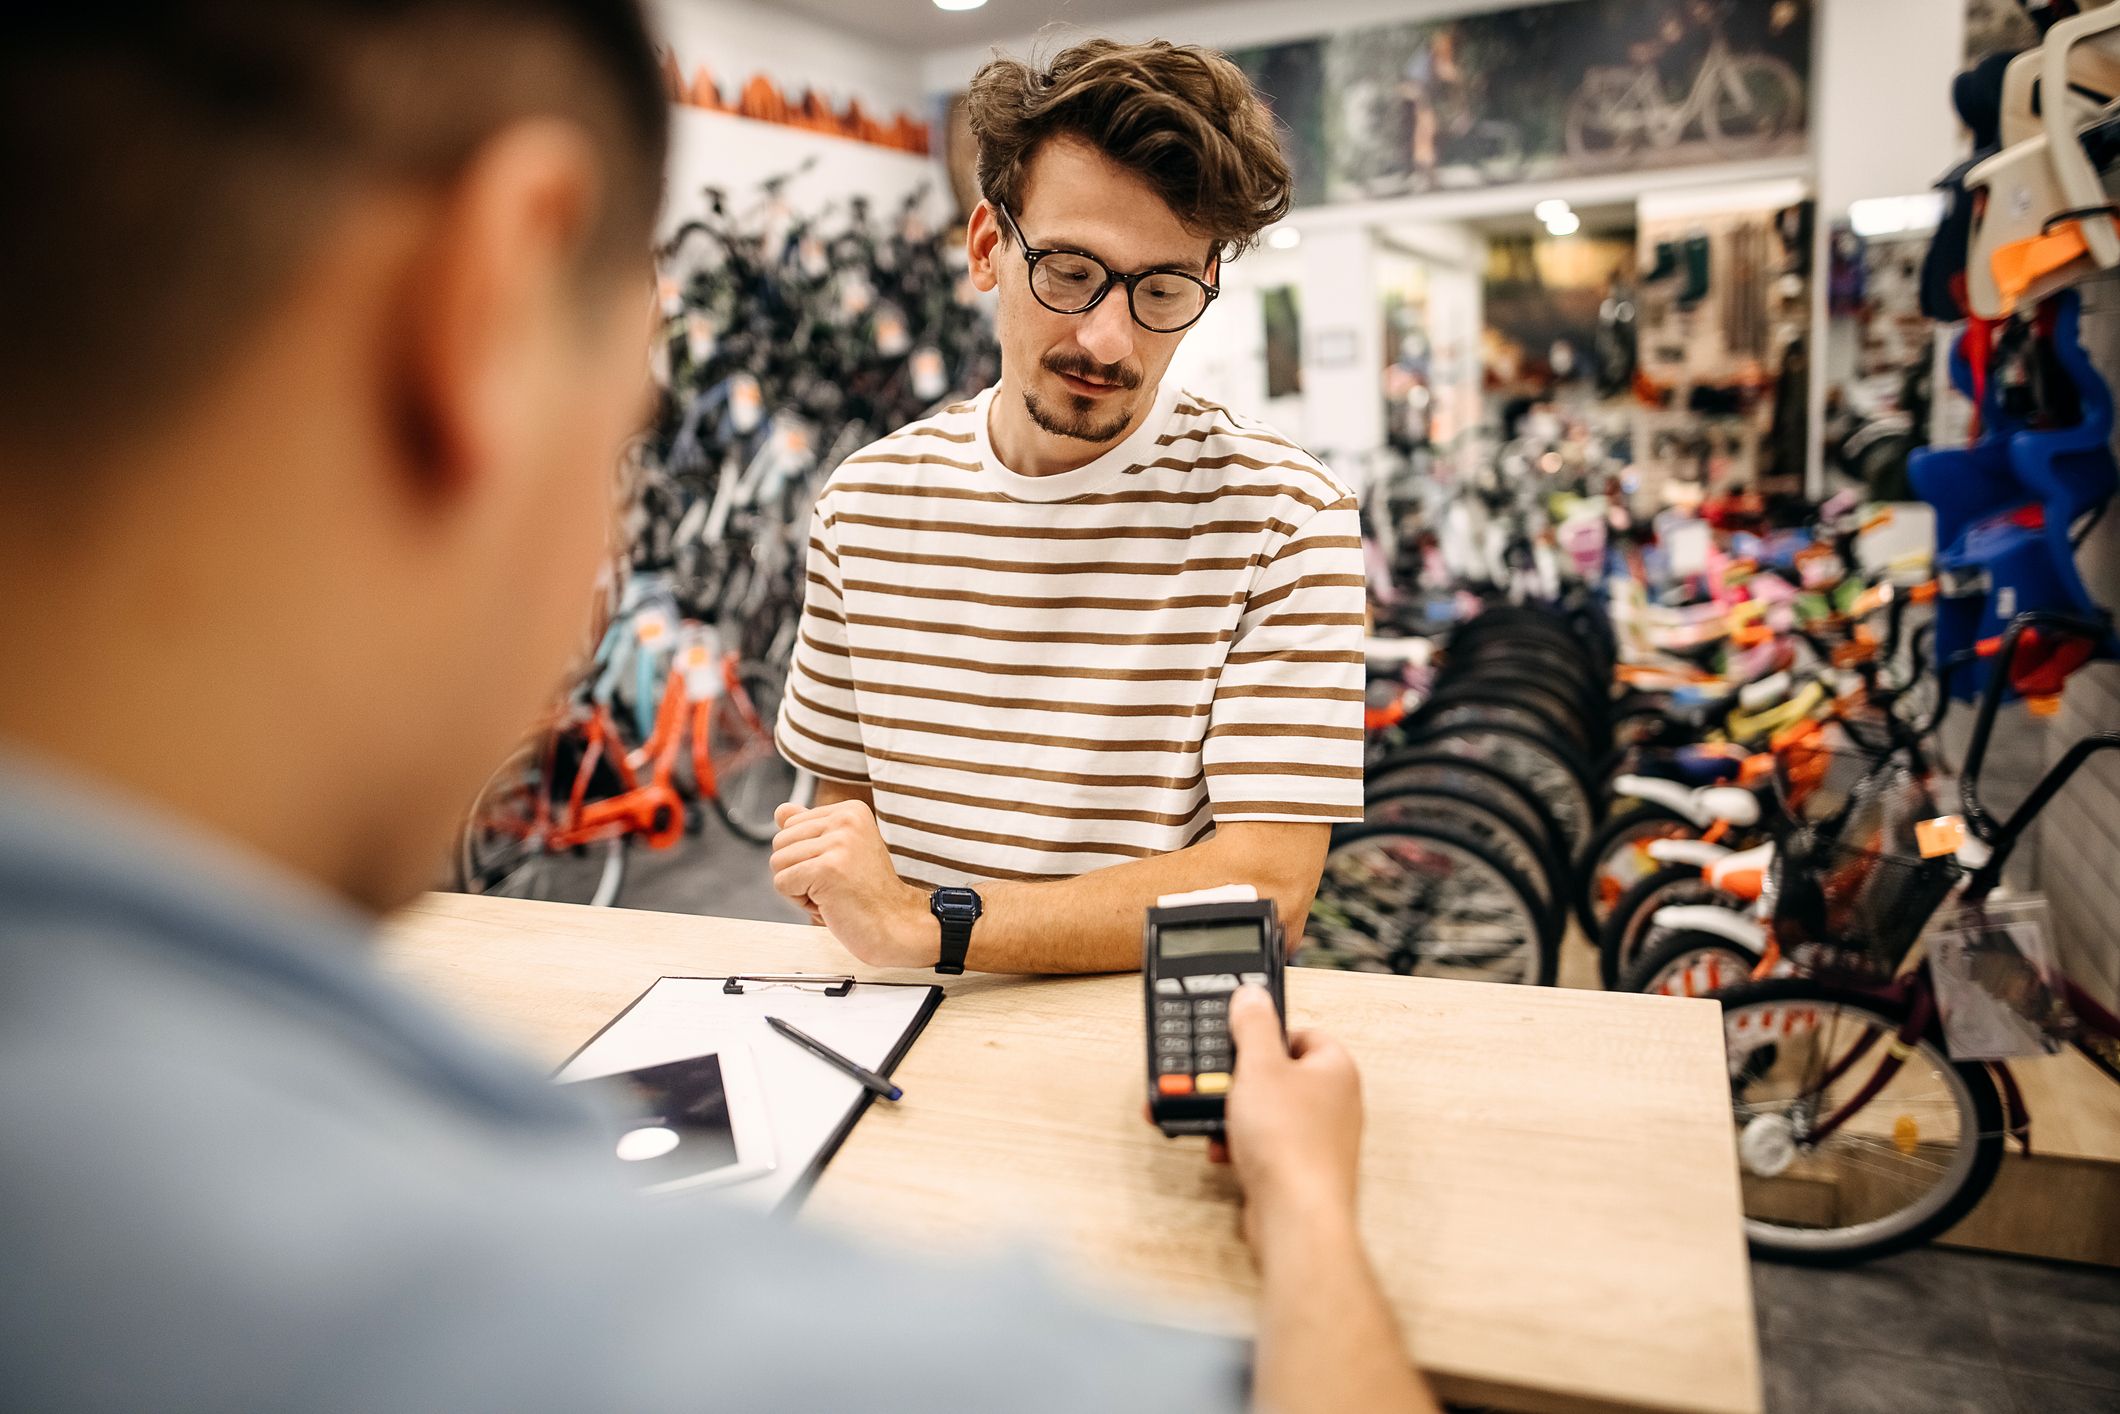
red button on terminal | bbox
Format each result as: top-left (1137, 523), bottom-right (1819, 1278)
top-left (1157, 1074), bottom-right (1194, 1096)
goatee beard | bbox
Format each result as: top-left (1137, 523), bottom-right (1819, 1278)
top-left (1022, 387), bottom-right (1136, 444)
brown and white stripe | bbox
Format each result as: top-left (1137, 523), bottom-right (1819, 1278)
top-left (775, 381), bottom-right (1364, 889)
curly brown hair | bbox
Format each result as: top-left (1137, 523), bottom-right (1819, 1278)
top-left (964, 38), bottom-right (1292, 262)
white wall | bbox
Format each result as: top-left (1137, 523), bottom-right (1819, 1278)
top-left (1805, 0), bottom-right (1967, 491)
top-left (1811, 0), bottom-right (1968, 221)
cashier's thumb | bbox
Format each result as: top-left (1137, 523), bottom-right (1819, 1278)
top-left (1228, 986), bottom-right (1282, 1066)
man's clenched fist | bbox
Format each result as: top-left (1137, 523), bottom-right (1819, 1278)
top-left (769, 800), bottom-right (931, 968)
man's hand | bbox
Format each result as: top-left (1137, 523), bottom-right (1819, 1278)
top-left (1217, 985), bottom-right (1365, 1258)
top-left (769, 800), bottom-right (931, 967)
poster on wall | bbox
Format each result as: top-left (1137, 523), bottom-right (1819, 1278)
top-left (1230, 0), bottom-right (1812, 205)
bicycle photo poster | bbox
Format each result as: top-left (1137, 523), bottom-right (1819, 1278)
top-left (1230, 0), bottom-right (1813, 205)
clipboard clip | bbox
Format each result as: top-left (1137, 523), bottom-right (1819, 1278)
top-left (722, 973), bottom-right (855, 997)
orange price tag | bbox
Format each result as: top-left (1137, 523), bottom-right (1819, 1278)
top-left (636, 615), bottom-right (670, 646)
top-left (681, 643), bottom-right (711, 670)
top-left (1915, 816), bottom-right (1967, 859)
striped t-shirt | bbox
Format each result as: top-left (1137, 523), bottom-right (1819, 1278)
top-left (774, 381), bottom-right (1366, 889)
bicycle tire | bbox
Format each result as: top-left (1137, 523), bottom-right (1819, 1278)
top-left (706, 660), bottom-right (797, 845)
top-left (455, 747), bottom-right (629, 908)
top-left (1421, 681), bottom-right (1593, 758)
top-left (1596, 864), bottom-right (1725, 991)
top-left (1364, 785), bottom-right (1566, 949)
top-left (1394, 720), bottom-right (1599, 856)
top-left (1572, 801), bottom-right (1697, 938)
top-left (1714, 977), bottom-right (2004, 1265)
top-left (1619, 927), bottom-right (1760, 997)
top-left (1304, 819), bottom-right (1555, 985)
top-left (1366, 749), bottom-right (1567, 862)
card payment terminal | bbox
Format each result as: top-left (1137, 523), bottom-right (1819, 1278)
top-left (1145, 895), bottom-right (1285, 1138)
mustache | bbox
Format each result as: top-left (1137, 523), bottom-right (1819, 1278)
top-left (1042, 352), bottom-right (1141, 390)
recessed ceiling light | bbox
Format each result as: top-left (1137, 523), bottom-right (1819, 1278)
top-left (1544, 211), bottom-right (1582, 237)
top-left (934, 0), bottom-right (987, 10)
top-left (1267, 225), bottom-right (1302, 250)
top-left (1533, 198), bottom-right (1571, 223)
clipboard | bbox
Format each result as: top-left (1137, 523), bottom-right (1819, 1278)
top-left (554, 973), bottom-right (943, 1213)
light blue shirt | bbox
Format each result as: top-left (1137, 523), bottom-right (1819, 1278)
top-left (0, 755), bottom-right (1248, 1411)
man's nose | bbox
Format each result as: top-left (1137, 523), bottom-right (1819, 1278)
top-left (1075, 289), bottom-right (1137, 368)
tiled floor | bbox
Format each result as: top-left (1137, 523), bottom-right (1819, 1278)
top-left (612, 827), bottom-right (2120, 1414)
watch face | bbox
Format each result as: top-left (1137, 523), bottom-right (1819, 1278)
top-left (932, 887), bottom-right (981, 922)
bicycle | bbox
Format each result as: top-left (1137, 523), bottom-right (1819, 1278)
top-left (1564, 3), bottom-right (1803, 162)
top-left (457, 606), bottom-right (792, 906)
top-left (1697, 612), bottom-right (2120, 1263)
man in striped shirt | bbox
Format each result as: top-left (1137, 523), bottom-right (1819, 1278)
top-left (771, 39), bottom-right (1367, 975)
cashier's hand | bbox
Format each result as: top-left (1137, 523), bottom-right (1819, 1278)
top-left (1218, 985), bottom-right (1365, 1253)
top-left (770, 801), bottom-right (930, 968)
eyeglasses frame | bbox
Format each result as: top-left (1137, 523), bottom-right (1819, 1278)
top-left (993, 202), bottom-right (1220, 334)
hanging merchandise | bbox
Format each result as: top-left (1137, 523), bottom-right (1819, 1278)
top-left (1909, 291), bottom-right (2120, 700)
top-left (1958, 7), bottom-right (2120, 319)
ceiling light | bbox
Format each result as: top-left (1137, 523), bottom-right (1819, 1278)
top-left (1267, 225), bottom-right (1302, 251)
top-left (934, 0), bottom-right (987, 9)
top-left (1544, 211), bottom-right (1582, 237)
top-left (1533, 198), bottom-right (1571, 223)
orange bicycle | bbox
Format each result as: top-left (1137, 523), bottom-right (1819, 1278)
top-left (458, 617), bottom-right (791, 906)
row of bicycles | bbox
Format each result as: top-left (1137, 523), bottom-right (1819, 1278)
top-left (1306, 468), bottom-right (2120, 1264)
top-left (454, 174), bottom-right (995, 907)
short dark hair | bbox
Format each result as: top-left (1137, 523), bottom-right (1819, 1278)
top-left (964, 38), bottom-right (1292, 264)
top-left (0, 2), bottom-right (668, 457)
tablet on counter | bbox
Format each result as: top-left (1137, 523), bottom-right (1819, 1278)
top-left (562, 1045), bottom-right (777, 1195)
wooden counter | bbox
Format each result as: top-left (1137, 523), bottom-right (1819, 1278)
top-left (379, 892), bottom-right (1761, 1414)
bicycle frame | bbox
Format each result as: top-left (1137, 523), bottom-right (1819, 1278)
top-left (1785, 612), bottom-right (2120, 1153)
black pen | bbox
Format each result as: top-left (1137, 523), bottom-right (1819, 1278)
top-left (765, 1015), bottom-right (903, 1101)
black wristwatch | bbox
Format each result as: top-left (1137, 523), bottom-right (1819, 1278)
top-left (929, 886), bottom-right (982, 975)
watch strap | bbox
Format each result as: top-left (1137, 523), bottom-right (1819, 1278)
top-left (935, 915), bottom-right (973, 975)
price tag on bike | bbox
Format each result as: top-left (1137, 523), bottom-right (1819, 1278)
top-left (685, 312), bottom-right (717, 362)
top-left (635, 611), bottom-right (673, 650)
top-left (680, 641), bottom-right (718, 700)
top-left (729, 374), bottom-right (764, 435)
top-left (910, 347), bottom-right (947, 401)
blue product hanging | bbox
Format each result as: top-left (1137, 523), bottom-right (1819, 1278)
top-left (1910, 291), bottom-right (2120, 698)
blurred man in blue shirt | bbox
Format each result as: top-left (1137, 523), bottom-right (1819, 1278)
top-left (0, 5), bottom-right (1431, 1411)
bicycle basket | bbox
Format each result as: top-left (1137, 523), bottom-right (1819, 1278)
top-left (1770, 723), bottom-right (1892, 824)
top-left (1771, 827), bottom-right (1963, 970)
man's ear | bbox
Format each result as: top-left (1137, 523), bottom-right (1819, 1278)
top-left (965, 200), bottom-right (1002, 295)
top-left (391, 119), bottom-right (601, 498)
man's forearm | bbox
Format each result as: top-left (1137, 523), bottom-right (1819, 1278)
top-left (967, 832), bottom-right (1318, 974)
top-left (1253, 1210), bottom-right (1437, 1414)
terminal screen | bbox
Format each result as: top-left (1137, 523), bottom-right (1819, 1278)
top-left (1158, 921), bottom-right (1263, 960)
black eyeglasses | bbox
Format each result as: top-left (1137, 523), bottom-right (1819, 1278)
top-left (995, 203), bottom-right (1219, 334)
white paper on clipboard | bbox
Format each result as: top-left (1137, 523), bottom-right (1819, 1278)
top-left (555, 975), bottom-right (940, 1213)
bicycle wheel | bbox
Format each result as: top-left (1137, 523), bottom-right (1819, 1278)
top-left (1396, 721), bottom-right (1598, 858)
top-left (1366, 750), bottom-right (1567, 863)
top-left (456, 747), bottom-right (627, 908)
top-left (1364, 786), bottom-right (1565, 947)
top-left (1597, 864), bottom-right (1724, 990)
top-left (1620, 927), bottom-right (1760, 997)
top-left (1564, 72), bottom-right (1644, 160)
top-left (706, 660), bottom-right (797, 845)
top-left (1703, 55), bottom-right (1802, 150)
top-left (1572, 801), bottom-right (1697, 938)
top-left (1303, 821), bottom-right (1554, 985)
top-left (1715, 978), bottom-right (2004, 1265)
